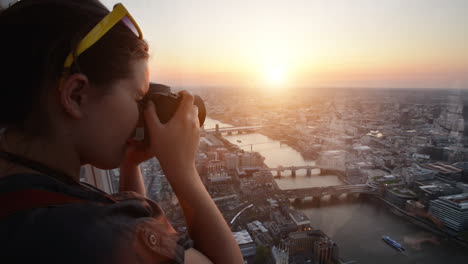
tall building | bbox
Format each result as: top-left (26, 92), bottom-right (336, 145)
top-left (206, 160), bottom-right (230, 182)
top-left (313, 237), bottom-right (339, 264)
top-left (434, 96), bottom-right (464, 138)
top-left (429, 193), bottom-right (468, 232)
top-left (225, 153), bottom-right (240, 170)
top-left (400, 109), bottom-right (410, 127)
top-left (240, 152), bottom-right (264, 168)
top-left (288, 230), bottom-right (339, 263)
top-left (271, 241), bottom-right (289, 264)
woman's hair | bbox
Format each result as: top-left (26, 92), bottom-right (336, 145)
top-left (0, 0), bottom-right (149, 132)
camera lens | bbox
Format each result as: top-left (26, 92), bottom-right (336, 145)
top-left (133, 83), bottom-right (206, 142)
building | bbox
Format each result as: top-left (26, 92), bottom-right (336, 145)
top-left (271, 211), bottom-right (297, 235)
top-left (247, 220), bottom-right (269, 234)
top-left (263, 221), bottom-right (281, 237)
top-left (453, 161), bottom-right (468, 182)
top-left (288, 230), bottom-right (321, 255)
top-left (212, 194), bottom-right (239, 208)
top-left (421, 162), bottom-right (463, 182)
top-left (271, 244), bottom-right (289, 264)
top-left (429, 193), bottom-right (468, 232)
top-left (288, 211), bottom-right (311, 231)
top-left (207, 151), bottom-right (218, 161)
top-left (374, 174), bottom-right (404, 189)
top-left (414, 180), bottom-right (461, 204)
top-left (345, 161), bottom-right (374, 184)
top-left (288, 230), bottom-right (339, 264)
top-left (456, 182), bottom-right (468, 193)
top-left (225, 153), bottom-right (240, 170)
top-left (206, 160), bottom-right (231, 183)
top-left (313, 237), bottom-right (339, 264)
top-left (233, 230), bottom-right (256, 258)
top-left (240, 152), bottom-right (264, 168)
top-left (351, 145), bottom-right (372, 157)
top-left (384, 187), bottom-right (417, 207)
top-left (406, 200), bottom-right (427, 216)
top-left (253, 232), bottom-right (274, 247)
top-left (402, 165), bottom-right (435, 184)
top-left (247, 220), bottom-right (274, 246)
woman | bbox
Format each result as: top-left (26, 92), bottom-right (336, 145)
top-left (0, 0), bottom-right (243, 263)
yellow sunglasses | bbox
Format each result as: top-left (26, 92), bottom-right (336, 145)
top-left (63, 3), bottom-right (143, 69)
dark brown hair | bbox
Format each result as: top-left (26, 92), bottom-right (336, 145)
top-left (0, 0), bottom-right (149, 132)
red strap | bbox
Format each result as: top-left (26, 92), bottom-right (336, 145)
top-left (0, 189), bottom-right (87, 219)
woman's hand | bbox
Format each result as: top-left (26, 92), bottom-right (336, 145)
top-left (121, 138), bottom-right (154, 167)
top-left (144, 91), bottom-right (243, 264)
top-left (118, 134), bottom-right (154, 196)
top-left (143, 90), bottom-right (200, 180)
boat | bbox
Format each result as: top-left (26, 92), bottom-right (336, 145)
top-left (382, 235), bottom-right (407, 254)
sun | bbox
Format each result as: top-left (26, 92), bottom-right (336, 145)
top-left (264, 66), bottom-right (287, 87)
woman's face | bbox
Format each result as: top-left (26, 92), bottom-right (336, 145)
top-left (78, 59), bottom-right (149, 169)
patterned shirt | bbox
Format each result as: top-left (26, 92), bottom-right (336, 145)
top-left (0, 173), bottom-right (191, 263)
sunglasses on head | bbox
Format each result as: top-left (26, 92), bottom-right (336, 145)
top-left (63, 3), bottom-right (142, 69)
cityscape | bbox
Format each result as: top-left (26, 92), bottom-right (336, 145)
top-left (111, 87), bottom-right (468, 263)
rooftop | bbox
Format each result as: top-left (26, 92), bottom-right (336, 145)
top-left (439, 193), bottom-right (468, 209)
top-left (247, 220), bottom-right (269, 233)
top-left (232, 230), bottom-right (254, 245)
top-left (289, 211), bottom-right (310, 226)
top-left (406, 166), bottom-right (435, 176)
top-left (288, 230), bottom-right (327, 240)
top-left (353, 145), bottom-right (372, 151)
top-left (453, 162), bottom-right (468, 169)
top-left (422, 162), bottom-right (463, 174)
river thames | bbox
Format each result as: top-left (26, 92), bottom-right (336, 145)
top-left (204, 117), bottom-right (468, 264)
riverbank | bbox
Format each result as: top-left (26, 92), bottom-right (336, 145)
top-left (259, 127), bottom-right (319, 160)
top-left (206, 115), bottom-right (318, 160)
top-left (297, 198), bottom-right (468, 264)
top-left (368, 194), bottom-right (468, 248)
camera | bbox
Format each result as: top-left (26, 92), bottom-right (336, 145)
top-left (134, 83), bottom-right (206, 143)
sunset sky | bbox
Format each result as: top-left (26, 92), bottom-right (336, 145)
top-left (101, 0), bottom-right (468, 89)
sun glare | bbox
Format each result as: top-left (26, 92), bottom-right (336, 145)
top-left (264, 66), bottom-right (287, 87)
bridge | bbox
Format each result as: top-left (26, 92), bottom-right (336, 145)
top-left (262, 165), bottom-right (321, 177)
top-left (277, 184), bottom-right (377, 200)
top-left (204, 124), bottom-right (263, 135)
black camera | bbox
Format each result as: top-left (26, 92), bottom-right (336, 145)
top-left (134, 83), bottom-right (206, 143)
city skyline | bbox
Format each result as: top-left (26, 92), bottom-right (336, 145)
top-left (102, 0), bottom-right (468, 90)
top-left (136, 87), bottom-right (468, 263)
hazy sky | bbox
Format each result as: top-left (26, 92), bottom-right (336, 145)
top-left (101, 0), bottom-right (468, 89)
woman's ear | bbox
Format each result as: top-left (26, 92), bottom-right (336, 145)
top-left (57, 73), bottom-right (89, 119)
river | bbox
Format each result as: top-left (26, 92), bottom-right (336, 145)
top-left (204, 117), bottom-right (468, 263)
